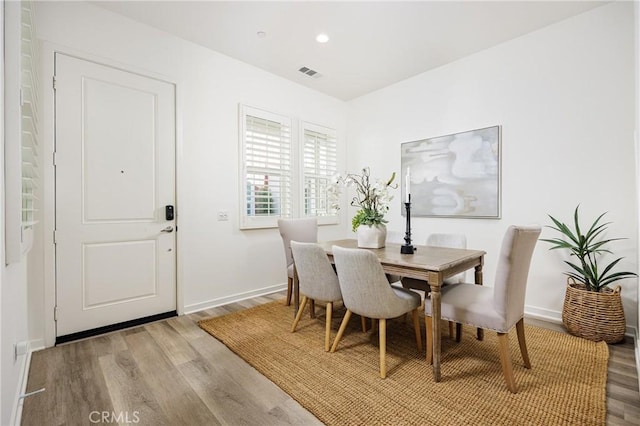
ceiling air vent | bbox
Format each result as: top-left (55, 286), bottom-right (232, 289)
top-left (298, 66), bottom-right (321, 79)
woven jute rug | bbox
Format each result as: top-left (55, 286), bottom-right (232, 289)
top-left (199, 300), bottom-right (608, 425)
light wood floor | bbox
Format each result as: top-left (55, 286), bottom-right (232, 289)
top-left (22, 291), bottom-right (640, 425)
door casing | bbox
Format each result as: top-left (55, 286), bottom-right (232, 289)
top-left (40, 44), bottom-right (185, 347)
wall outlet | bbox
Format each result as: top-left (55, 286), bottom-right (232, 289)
top-left (217, 211), bottom-right (229, 221)
top-left (14, 341), bottom-right (28, 360)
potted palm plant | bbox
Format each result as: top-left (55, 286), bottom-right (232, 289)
top-left (541, 205), bottom-right (637, 343)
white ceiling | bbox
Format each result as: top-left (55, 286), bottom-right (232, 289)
top-left (93, 1), bottom-right (607, 101)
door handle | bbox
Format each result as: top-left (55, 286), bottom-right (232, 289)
top-left (160, 226), bottom-right (174, 233)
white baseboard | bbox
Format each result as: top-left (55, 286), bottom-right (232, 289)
top-left (9, 354), bottom-right (28, 426)
top-left (10, 339), bottom-right (43, 426)
top-left (524, 305), bottom-right (637, 337)
top-left (183, 283), bottom-right (287, 314)
top-left (28, 339), bottom-right (44, 352)
top-left (636, 328), bottom-right (640, 393)
top-left (524, 305), bottom-right (563, 324)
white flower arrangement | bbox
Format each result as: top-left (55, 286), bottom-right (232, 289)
top-left (329, 167), bottom-right (397, 232)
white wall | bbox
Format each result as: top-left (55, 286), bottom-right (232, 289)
top-left (2, 1), bottom-right (36, 424)
top-left (30, 0), bottom-right (638, 336)
top-left (635, 0), bottom-right (640, 371)
top-left (347, 2), bottom-right (638, 327)
top-left (6, 0), bottom-right (636, 419)
top-left (33, 1), bottom-right (350, 343)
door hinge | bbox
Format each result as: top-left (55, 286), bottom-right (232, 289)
top-left (52, 76), bottom-right (57, 90)
top-left (53, 230), bottom-right (57, 244)
top-left (54, 306), bottom-right (58, 321)
top-left (52, 151), bottom-right (57, 166)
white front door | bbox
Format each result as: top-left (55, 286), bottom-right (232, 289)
top-left (54, 53), bottom-right (177, 338)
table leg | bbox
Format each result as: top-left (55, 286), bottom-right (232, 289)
top-left (293, 265), bottom-right (300, 317)
top-left (474, 264), bottom-right (484, 341)
top-left (431, 286), bottom-right (441, 382)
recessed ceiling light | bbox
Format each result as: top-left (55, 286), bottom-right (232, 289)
top-left (257, 31), bottom-right (267, 38)
top-left (316, 33), bottom-right (329, 43)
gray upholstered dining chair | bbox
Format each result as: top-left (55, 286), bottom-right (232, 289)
top-left (424, 225), bottom-right (541, 393)
top-left (290, 241), bottom-right (343, 351)
top-left (402, 233), bottom-right (467, 339)
top-left (330, 246), bottom-right (423, 379)
top-left (277, 218), bottom-right (317, 306)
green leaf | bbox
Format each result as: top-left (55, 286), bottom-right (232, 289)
top-left (544, 205), bottom-right (637, 292)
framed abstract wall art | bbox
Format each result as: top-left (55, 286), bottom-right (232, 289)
top-left (401, 125), bottom-right (501, 218)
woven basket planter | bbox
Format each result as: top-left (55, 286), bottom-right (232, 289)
top-left (562, 278), bottom-right (625, 344)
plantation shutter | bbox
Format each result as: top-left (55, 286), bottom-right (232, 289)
top-left (5, 0), bottom-right (40, 262)
top-left (21, 1), bottom-right (39, 234)
top-left (240, 106), bottom-right (292, 229)
top-left (302, 123), bottom-right (337, 219)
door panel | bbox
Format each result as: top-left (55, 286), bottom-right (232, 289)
top-left (55, 53), bottom-right (176, 337)
top-left (83, 77), bottom-right (156, 222)
top-left (83, 240), bottom-right (157, 308)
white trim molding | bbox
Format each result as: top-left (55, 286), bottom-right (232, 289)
top-left (184, 283), bottom-right (287, 315)
top-left (10, 339), bottom-right (44, 426)
top-left (524, 305), bottom-right (563, 325)
top-left (525, 305), bottom-right (637, 338)
top-left (40, 41), bottom-right (183, 347)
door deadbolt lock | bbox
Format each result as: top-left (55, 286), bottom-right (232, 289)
top-left (165, 205), bottom-right (174, 221)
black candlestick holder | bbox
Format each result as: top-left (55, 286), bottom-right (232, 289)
top-left (401, 195), bottom-right (415, 254)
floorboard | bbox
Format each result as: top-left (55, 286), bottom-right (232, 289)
top-left (21, 291), bottom-right (639, 425)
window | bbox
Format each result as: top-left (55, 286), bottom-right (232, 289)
top-left (239, 105), bottom-right (338, 229)
top-left (4, 0), bottom-right (40, 262)
top-left (20, 1), bottom-right (40, 248)
top-left (301, 122), bottom-right (337, 219)
top-left (240, 105), bottom-right (292, 229)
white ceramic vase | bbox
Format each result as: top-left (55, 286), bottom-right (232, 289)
top-left (356, 224), bottom-right (387, 248)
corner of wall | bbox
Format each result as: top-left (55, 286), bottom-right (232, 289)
top-left (636, 329), bottom-right (640, 393)
top-left (634, 0), bottom-right (640, 389)
top-left (0, 0), bottom-right (5, 421)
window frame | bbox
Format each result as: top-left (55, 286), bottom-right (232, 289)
top-left (4, 0), bottom-right (39, 263)
top-left (238, 105), bottom-right (339, 229)
top-left (299, 121), bottom-right (339, 226)
top-left (239, 104), bottom-right (293, 229)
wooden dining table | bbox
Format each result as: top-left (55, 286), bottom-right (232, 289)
top-left (293, 239), bottom-right (486, 382)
